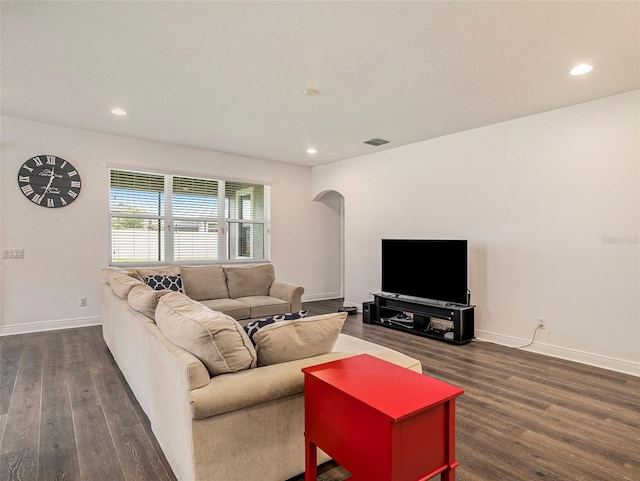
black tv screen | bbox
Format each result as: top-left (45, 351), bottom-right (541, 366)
top-left (381, 239), bottom-right (468, 305)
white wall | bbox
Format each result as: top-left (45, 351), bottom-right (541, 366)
top-left (313, 90), bottom-right (639, 375)
top-left (0, 117), bottom-right (342, 334)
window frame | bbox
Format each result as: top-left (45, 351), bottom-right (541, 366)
top-left (108, 168), bottom-right (270, 267)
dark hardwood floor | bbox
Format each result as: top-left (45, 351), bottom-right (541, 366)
top-left (1, 299), bottom-right (638, 481)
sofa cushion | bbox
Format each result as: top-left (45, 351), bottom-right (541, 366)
top-left (243, 310), bottom-right (308, 345)
top-left (333, 334), bottom-right (423, 374)
top-left (128, 284), bottom-right (172, 319)
top-left (111, 274), bottom-right (144, 299)
top-left (144, 273), bottom-right (184, 293)
top-left (181, 265), bottom-right (229, 301)
top-left (253, 312), bottom-right (347, 366)
top-left (224, 264), bottom-right (275, 299)
top-left (102, 267), bottom-right (135, 284)
top-left (236, 296), bottom-right (290, 319)
top-left (189, 351), bottom-right (355, 419)
top-left (198, 298), bottom-right (251, 320)
top-left (156, 292), bottom-right (257, 376)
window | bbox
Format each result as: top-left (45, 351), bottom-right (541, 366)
top-left (109, 169), bottom-right (270, 265)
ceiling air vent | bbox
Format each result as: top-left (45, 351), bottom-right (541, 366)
top-left (363, 137), bottom-right (390, 147)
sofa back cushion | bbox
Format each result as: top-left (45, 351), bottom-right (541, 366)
top-left (252, 312), bottom-right (347, 366)
top-left (181, 265), bottom-right (229, 301)
top-left (102, 267), bottom-right (136, 284)
top-left (155, 292), bottom-right (257, 376)
top-left (128, 284), bottom-right (172, 320)
top-left (111, 274), bottom-right (144, 299)
top-left (224, 264), bottom-right (275, 299)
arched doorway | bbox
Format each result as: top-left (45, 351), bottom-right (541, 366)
top-left (313, 189), bottom-right (345, 299)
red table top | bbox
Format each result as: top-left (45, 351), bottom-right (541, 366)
top-left (302, 354), bottom-right (464, 421)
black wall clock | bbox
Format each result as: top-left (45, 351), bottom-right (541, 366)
top-left (18, 155), bottom-right (82, 208)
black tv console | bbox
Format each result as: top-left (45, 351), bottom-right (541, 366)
top-left (370, 293), bottom-right (475, 345)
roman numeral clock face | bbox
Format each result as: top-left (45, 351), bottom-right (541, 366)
top-left (18, 155), bottom-right (81, 208)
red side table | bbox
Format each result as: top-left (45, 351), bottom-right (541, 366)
top-left (302, 354), bottom-right (464, 481)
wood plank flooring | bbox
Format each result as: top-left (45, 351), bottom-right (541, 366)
top-left (1, 299), bottom-right (638, 481)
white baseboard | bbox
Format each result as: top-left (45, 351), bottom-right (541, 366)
top-left (475, 329), bottom-right (640, 377)
top-left (0, 316), bottom-right (102, 336)
top-left (302, 291), bottom-right (342, 302)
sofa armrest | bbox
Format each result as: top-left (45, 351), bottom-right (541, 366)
top-left (269, 280), bottom-right (304, 312)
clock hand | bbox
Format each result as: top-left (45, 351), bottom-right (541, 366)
top-left (43, 166), bottom-right (56, 194)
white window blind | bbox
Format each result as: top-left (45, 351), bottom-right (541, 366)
top-left (109, 169), bottom-right (270, 265)
top-left (110, 171), bottom-right (165, 263)
top-left (172, 176), bottom-right (219, 262)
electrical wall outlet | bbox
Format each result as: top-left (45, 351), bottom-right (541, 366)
top-left (79, 297), bottom-right (87, 307)
top-left (537, 317), bottom-right (546, 329)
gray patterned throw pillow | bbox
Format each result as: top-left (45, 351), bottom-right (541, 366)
top-left (243, 310), bottom-right (309, 345)
top-left (145, 274), bottom-right (184, 293)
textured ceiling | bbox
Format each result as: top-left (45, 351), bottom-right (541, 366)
top-left (2, 1), bottom-right (638, 166)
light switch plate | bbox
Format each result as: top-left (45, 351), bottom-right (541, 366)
top-left (3, 249), bottom-right (24, 259)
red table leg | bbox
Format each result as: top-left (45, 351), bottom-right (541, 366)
top-left (305, 437), bottom-right (317, 481)
top-left (441, 400), bottom-right (457, 481)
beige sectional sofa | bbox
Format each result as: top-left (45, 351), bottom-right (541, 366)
top-left (106, 262), bottom-right (304, 322)
top-left (101, 263), bottom-right (422, 481)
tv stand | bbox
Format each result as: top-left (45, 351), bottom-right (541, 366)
top-left (371, 293), bottom-right (475, 344)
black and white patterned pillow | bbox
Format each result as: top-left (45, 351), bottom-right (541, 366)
top-left (244, 310), bottom-right (308, 345)
top-left (145, 274), bottom-right (184, 293)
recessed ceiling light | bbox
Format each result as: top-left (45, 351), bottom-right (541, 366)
top-left (306, 148), bottom-right (317, 154)
top-left (111, 107), bottom-right (127, 116)
top-left (569, 64), bottom-right (593, 76)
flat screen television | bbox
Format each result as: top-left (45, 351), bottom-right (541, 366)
top-left (381, 239), bottom-right (468, 305)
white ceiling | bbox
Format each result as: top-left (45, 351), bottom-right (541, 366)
top-left (2, 1), bottom-right (638, 166)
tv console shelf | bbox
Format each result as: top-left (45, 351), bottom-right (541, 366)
top-left (370, 293), bottom-right (475, 345)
